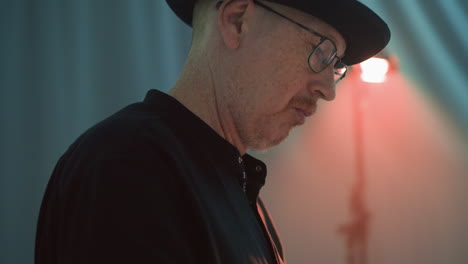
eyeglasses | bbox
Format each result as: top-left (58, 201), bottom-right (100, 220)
top-left (215, 0), bottom-right (347, 83)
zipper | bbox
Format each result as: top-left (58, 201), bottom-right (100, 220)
top-left (239, 155), bottom-right (281, 263)
top-left (238, 156), bottom-right (247, 193)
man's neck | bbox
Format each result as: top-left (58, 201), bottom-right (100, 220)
top-left (168, 57), bottom-right (247, 155)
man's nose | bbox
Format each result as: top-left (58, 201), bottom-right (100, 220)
top-left (309, 67), bottom-right (336, 101)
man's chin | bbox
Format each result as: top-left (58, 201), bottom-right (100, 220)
top-left (248, 129), bottom-right (291, 152)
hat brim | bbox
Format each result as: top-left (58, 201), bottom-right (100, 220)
top-left (166, 0), bottom-right (390, 65)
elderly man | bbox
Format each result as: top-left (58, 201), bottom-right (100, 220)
top-left (36, 0), bottom-right (390, 263)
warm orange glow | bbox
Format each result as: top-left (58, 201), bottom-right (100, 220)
top-left (359, 58), bottom-right (389, 83)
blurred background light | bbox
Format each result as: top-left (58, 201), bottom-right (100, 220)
top-left (359, 58), bottom-right (390, 83)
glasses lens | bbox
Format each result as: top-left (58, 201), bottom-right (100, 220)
top-left (308, 39), bottom-right (337, 72)
top-left (334, 61), bottom-right (347, 82)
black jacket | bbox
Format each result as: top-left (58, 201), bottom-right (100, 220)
top-left (36, 89), bottom-right (285, 263)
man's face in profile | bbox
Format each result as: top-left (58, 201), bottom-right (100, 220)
top-left (220, 1), bottom-right (346, 151)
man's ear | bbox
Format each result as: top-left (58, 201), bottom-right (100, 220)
top-left (217, 0), bottom-right (253, 50)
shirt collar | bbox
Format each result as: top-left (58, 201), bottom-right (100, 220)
top-left (143, 89), bottom-right (268, 201)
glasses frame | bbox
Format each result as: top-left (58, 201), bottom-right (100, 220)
top-left (252, 0), bottom-right (348, 82)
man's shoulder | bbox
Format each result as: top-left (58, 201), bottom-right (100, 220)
top-left (64, 101), bottom-right (181, 163)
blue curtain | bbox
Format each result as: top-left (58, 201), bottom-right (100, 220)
top-left (0, 0), bottom-right (466, 263)
top-left (0, 1), bottom-right (191, 263)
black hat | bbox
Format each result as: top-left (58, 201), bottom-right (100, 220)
top-left (166, 0), bottom-right (391, 65)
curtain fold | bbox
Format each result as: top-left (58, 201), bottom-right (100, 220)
top-left (0, 1), bottom-right (191, 263)
top-left (363, 0), bottom-right (468, 134)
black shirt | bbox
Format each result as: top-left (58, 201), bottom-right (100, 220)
top-left (35, 89), bottom-right (285, 264)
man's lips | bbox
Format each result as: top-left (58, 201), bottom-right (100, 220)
top-left (297, 108), bottom-right (313, 117)
top-left (295, 106), bottom-right (316, 118)
top-left (294, 106), bottom-right (316, 125)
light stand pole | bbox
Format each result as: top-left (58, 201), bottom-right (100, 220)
top-left (339, 72), bottom-right (371, 264)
